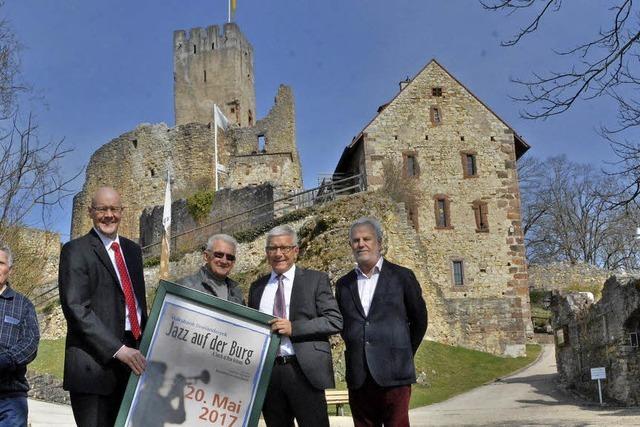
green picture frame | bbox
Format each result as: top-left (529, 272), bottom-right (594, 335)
top-left (115, 280), bottom-right (280, 427)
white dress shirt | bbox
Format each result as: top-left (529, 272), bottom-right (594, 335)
top-left (259, 264), bottom-right (296, 356)
top-left (355, 256), bottom-right (384, 316)
top-left (94, 228), bottom-right (142, 331)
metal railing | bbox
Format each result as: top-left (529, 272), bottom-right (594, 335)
top-left (141, 173), bottom-right (365, 259)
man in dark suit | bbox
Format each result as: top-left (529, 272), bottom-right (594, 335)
top-left (336, 217), bottom-right (427, 427)
top-left (59, 187), bottom-right (148, 427)
top-left (248, 225), bottom-right (342, 427)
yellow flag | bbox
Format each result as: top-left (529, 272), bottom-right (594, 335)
top-left (231, 0), bottom-right (237, 18)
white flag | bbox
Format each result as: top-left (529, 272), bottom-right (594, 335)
top-left (214, 104), bottom-right (229, 130)
top-left (162, 171), bottom-right (171, 233)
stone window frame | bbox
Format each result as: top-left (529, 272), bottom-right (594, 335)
top-left (450, 258), bottom-right (467, 288)
top-left (433, 194), bottom-right (453, 230)
top-left (430, 106), bottom-right (442, 126)
top-left (402, 151), bottom-right (420, 178)
top-left (432, 87), bottom-right (443, 97)
top-left (472, 200), bottom-right (489, 233)
top-left (406, 199), bottom-right (419, 232)
top-left (460, 151), bottom-right (479, 178)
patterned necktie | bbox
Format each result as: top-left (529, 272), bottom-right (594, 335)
top-left (273, 274), bottom-right (287, 319)
top-left (111, 242), bottom-right (142, 340)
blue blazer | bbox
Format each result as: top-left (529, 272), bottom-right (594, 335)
top-left (336, 259), bottom-right (427, 389)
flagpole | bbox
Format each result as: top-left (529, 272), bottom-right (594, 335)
top-left (228, 0), bottom-right (231, 23)
top-left (214, 105), bottom-right (219, 191)
top-left (160, 170), bottom-right (171, 280)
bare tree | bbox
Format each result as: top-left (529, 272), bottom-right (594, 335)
top-left (519, 155), bottom-right (640, 269)
top-left (481, 1), bottom-right (640, 206)
top-left (0, 5), bottom-right (80, 294)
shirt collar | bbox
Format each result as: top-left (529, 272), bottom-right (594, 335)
top-left (270, 264), bottom-right (296, 283)
top-left (355, 256), bottom-right (384, 278)
top-left (94, 227), bottom-right (121, 250)
top-left (0, 283), bottom-right (16, 299)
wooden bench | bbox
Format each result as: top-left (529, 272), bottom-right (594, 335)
top-left (325, 389), bottom-right (349, 416)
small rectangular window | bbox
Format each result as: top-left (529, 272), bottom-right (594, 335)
top-left (432, 107), bottom-right (441, 124)
top-left (461, 152), bottom-right (478, 178)
top-left (404, 154), bottom-right (419, 177)
top-left (432, 87), bottom-right (443, 97)
top-left (453, 261), bottom-right (464, 286)
top-left (466, 154), bottom-right (477, 176)
top-left (437, 199), bottom-right (447, 227)
top-left (473, 201), bottom-right (489, 232)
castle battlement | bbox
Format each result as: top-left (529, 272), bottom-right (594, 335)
top-left (173, 23), bottom-right (252, 56)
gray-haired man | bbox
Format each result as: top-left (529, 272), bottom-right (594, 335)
top-left (248, 225), bottom-right (342, 427)
top-left (178, 234), bottom-right (244, 304)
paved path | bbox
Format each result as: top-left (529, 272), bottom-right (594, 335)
top-left (410, 344), bottom-right (640, 426)
top-left (28, 345), bottom-right (640, 426)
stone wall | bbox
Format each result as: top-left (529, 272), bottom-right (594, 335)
top-left (174, 23), bottom-right (256, 127)
top-left (529, 262), bottom-right (612, 292)
top-left (227, 85), bottom-right (302, 194)
top-left (70, 122), bottom-right (220, 241)
top-left (339, 60), bottom-right (530, 355)
top-left (15, 227), bottom-right (60, 286)
top-left (139, 184), bottom-right (274, 250)
top-left (552, 276), bottom-right (640, 405)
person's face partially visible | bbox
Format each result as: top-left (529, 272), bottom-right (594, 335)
top-left (204, 240), bottom-right (236, 279)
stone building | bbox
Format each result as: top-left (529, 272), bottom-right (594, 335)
top-left (334, 59), bottom-right (531, 356)
top-left (71, 23), bottom-right (302, 241)
top-left (552, 277), bottom-right (640, 405)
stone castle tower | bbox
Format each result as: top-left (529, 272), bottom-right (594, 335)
top-left (174, 23), bottom-right (256, 127)
top-left (70, 23), bottom-right (302, 241)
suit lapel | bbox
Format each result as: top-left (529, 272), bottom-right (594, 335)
top-left (251, 275), bottom-right (269, 309)
top-left (89, 230), bottom-right (119, 283)
top-left (289, 267), bottom-right (304, 321)
top-left (347, 270), bottom-right (366, 319)
top-left (367, 259), bottom-right (390, 316)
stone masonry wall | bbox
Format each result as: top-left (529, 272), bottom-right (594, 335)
top-left (552, 276), bottom-right (640, 405)
top-left (227, 85), bottom-right (302, 194)
top-left (358, 60), bottom-right (530, 355)
top-left (139, 184), bottom-right (274, 250)
top-left (174, 23), bottom-right (256, 127)
top-left (71, 122), bottom-right (219, 241)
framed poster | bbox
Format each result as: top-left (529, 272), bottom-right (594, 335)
top-left (115, 280), bottom-right (280, 427)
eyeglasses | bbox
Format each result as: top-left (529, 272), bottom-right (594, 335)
top-left (211, 251), bottom-right (236, 262)
top-left (266, 246), bottom-right (296, 254)
top-left (91, 206), bottom-right (125, 214)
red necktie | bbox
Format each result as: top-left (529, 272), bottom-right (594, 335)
top-left (111, 241), bottom-right (142, 340)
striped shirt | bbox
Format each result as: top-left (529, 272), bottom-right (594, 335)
top-left (0, 283), bottom-right (39, 394)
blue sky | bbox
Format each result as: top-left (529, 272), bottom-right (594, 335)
top-left (5, 1), bottom-right (616, 239)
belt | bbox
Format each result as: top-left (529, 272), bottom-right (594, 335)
top-left (274, 355), bottom-right (297, 365)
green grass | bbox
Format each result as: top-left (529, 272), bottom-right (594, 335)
top-left (30, 338), bottom-right (65, 379)
top-left (409, 342), bottom-right (541, 408)
top-left (332, 341), bottom-right (541, 413)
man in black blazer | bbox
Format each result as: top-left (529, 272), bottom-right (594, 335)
top-left (59, 187), bottom-right (148, 427)
top-left (248, 225), bottom-right (342, 427)
top-left (336, 217), bottom-right (427, 427)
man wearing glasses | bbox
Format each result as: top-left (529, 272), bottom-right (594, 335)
top-left (59, 186), bottom-right (148, 427)
top-left (177, 234), bottom-right (244, 304)
top-left (248, 225), bottom-right (342, 427)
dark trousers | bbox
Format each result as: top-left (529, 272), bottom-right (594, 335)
top-left (0, 396), bottom-right (28, 427)
top-left (70, 333), bottom-right (139, 427)
top-left (262, 358), bottom-right (329, 427)
top-left (349, 375), bottom-right (411, 427)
